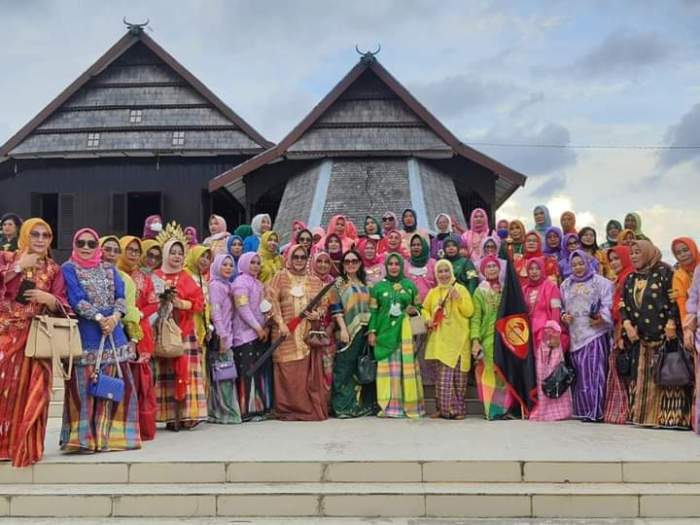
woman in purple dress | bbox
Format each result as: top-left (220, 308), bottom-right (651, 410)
top-left (560, 250), bottom-right (614, 421)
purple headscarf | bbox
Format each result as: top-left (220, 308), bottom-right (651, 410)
top-left (210, 253), bottom-right (235, 283)
top-left (236, 252), bottom-right (259, 277)
top-left (568, 249), bottom-right (596, 283)
top-left (543, 226), bottom-right (563, 260)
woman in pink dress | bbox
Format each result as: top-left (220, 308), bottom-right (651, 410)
top-left (529, 321), bottom-right (573, 421)
top-left (461, 208), bottom-right (492, 263)
top-left (404, 234), bottom-right (436, 302)
top-left (521, 257), bottom-right (562, 348)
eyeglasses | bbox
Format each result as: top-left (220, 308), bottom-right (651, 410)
top-left (298, 237), bottom-right (312, 243)
top-left (126, 248), bottom-right (141, 256)
top-left (292, 254), bottom-right (308, 261)
top-left (146, 252), bottom-right (161, 260)
top-left (30, 231), bottom-right (52, 240)
top-left (343, 258), bottom-right (360, 265)
top-left (75, 240), bottom-right (98, 249)
top-left (382, 217), bottom-right (394, 222)
top-left (103, 246), bottom-right (121, 254)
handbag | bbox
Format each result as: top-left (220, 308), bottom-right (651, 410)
top-left (87, 335), bottom-right (125, 403)
top-left (155, 313), bottom-right (185, 358)
top-left (356, 339), bottom-right (377, 385)
top-left (25, 303), bottom-right (83, 380)
top-left (212, 359), bottom-right (238, 382)
top-left (304, 321), bottom-right (330, 349)
top-left (615, 350), bottom-right (633, 378)
top-left (542, 356), bottom-right (576, 399)
top-left (654, 337), bottom-right (693, 387)
top-left (409, 313), bottom-right (427, 336)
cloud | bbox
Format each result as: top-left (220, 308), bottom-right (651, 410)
top-left (570, 30), bottom-right (672, 77)
top-left (657, 102), bottom-right (700, 169)
top-left (532, 173), bottom-right (566, 198)
top-left (410, 75), bottom-right (513, 117)
top-left (509, 91), bottom-right (545, 116)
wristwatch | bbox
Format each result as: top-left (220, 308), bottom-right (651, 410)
top-left (94, 313), bottom-right (104, 322)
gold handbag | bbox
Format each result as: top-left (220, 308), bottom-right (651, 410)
top-left (24, 304), bottom-right (82, 380)
top-left (155, 316), bottom-right (185, 358)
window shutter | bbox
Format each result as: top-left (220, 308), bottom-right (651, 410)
top-left (30, 193), bottom-right (42, 217)
top-left (58, 194), bottom-right (75, 250)
top-left (111, 193), bottom-right (127, 235)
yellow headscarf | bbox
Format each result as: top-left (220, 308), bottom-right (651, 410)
top-left (17, 218), bottom-right (53, 256)
top-left (118, 236), bottom-right (142, 273)
top-left (140, 239), bottom-right (161, 268)
top-left (184, 245), bottom-right (212, 278)
top-left (258, 230), bottom-right (283, 283)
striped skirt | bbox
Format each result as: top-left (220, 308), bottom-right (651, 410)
top-left (233, 340), bottom-right (273, 421)
top-left (529, 344), bottom-right (572, 422)
top-left (60, 360), bottom-right (141, 453)
top-left (206, 347), bottom-right (241, 425)
top-left (632, 340), bottom-right (691, 430)
top-left (435, 358), bottom-right (469, 419)
top-left (569, 334), bottom-right (610, 421)
top-left (155, 335), bottom-right (207, 425)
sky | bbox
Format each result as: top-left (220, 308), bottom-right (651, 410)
top-left (1, 0), bottom-right (699, 258)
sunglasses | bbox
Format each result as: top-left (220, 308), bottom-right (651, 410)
top-left (146, 252), bottom-right (161, 260)
top-left (75, 240), bottom-right (98, 249)
top-left (298, 237), bottom-right (313, 243)
top-left (292, 254), bottom-right (308, 261)
top-left (382, 217), bottom-right (394, 222)
top-left (30, 231), bottom-right (52, 240)
top-left (343, 258), bottom-right (360, 265)
top-left (103, 246), bottom-right (121, 254)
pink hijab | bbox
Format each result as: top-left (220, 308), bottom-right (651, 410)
top-left (462, 208), bottom-right (492, 261)
top-left (70, 228), bottom-right (103, 269)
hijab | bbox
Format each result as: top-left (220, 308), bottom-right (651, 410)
top-left (409, 233), bottom-right (430, 267)
top-left (385, 230), bottom-right (404, 255)
top-left (357, 237), bottom-right (382, 266)
top-left (671, 237), bottom-right (700, 274)
top-left (402, 208), bottom-right (418, 233)
top-left (184, 226), bottom-right (199, 246)
top-left (618, 229), bottom-right (636, 245)
top-left (525, 256), bottom-right (546, 287)
top-left (142, 214), bottom-right (163, 240)
top-left (17, 218), bottom-right (52, 257)
top-left (185, 245), bottom-right (211, 279)
top-left (631, 240), bottom-right (662, 275)
top-left (605, 220), bottom-right (622, 246)
top-left (560, 232), bottom-right (580, 262)
top-left (99, 235), bottom-right (120, 264)
top-left (312, 251), bottom-right (334, 284)
top-left (324, 233), bottom-right (343, 262)
top-left (234, 224), bottom-right (253, 239)
top-left (608, 246), bottom-right (634, 323)
top-left (442, 235), bottom-right (463, 263)
top-left (560, 211), bottom-right (577, 234)
top-left (568, 249), bottom-right (595, 283)
top-left (543, 226), bottom-right (563, 260)
top-left (70, 228), bottom-right (102, 269)
top-left (285, 244), bottom-right (309, 276)
top-left (206, 214), bottom-right (229, 242)
top-left (364, 216), bottom-right (382, 239)
top-left (117, 235), bottom-right (142, 273)
top-left (533, 205), bottom-right (552, 238)
top-left (382, 211), bottom-right (398, 234)
top-left (433, 213), bottom-right (453, 240)
top-left (625, 212), bottom-right (649, 241)
top-left (226, 235), bottom-right (244, 262)
top-left (434, 259), bottom-right (456, 288)
top-left (383, 252), bottom-right (406, 283)
top-left (236, 252), bottom-right (258, 277)
top-left (291, 220), bottom-right (307, 237)
top-left (210, 253), bottom-right (234, 284)
top-left (524, 230), bottom-right (543, 259)
top-left (140, 239), bottom-right (161, 269)
top-left (251, 214), bottom-right (271, 237)
top-left (479, 255), bottom-right (502, 289)
top-left (161, 239), bottom-right (186, 274)
top-left (480, 235), bottom-right (501, 257)
top-left (258, 231), bottom-right (280, 261)
top-left (469, 208), bottom-right (489, 234)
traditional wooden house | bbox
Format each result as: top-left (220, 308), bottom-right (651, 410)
top-left (209, 52), bottom-right (526, 242)
top-left (0, 24), bottom-right (271, 257)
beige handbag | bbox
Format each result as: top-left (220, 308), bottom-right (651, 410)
top-left (24, 304), bottom-right (82, 380)
top-left (155, 316), bottom-right (185, 358)
top-left (409, 313), bottom-right (427, 336)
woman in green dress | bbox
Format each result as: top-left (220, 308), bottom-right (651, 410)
top-left (330, 249), bottom-right (376, 418)
top-left (470, 255), bottom-right (515, 420)
top-left (368, 253), bottom-right (425, 418)
top-left (442, 235), bottom-right (479, 294)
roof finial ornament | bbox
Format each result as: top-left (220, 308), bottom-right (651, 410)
top-left (355, 44), bottom-right (381, 64)
top-left (123, 17), bottom-right (150, 35)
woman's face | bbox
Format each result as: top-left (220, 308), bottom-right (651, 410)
top-left (561, 213), bottom-right (575, 231)
top-left (387, 257), bottom-right (401, 277)
top-left (673, 242), bottom-right (694, 267)
top-left (327, 237), bottom-right (341, 253)
top-left (291, 248), bottom-right (308, 272)
top-left (534, 209), bottom-right (545, 225)
top-left (266, 235), bottom-right (279, 253)
top-left (230, 239), bottom-right (243, 257)
top-left (546, 232), bottom-right (560, 249)
top-left (209, 217), bottom-right (222, 235)
top-left (248, 256), bottom-right (261, 277)
top-left (445, 242), bottom-right (458, 257)
top-left (410, 237), bottom-right (423, 257)
top-left (197, 251), bottom-right (212, 273)
top-left (624, 214), bottom-right (637, 231)
top-left (472, 211), bottom-right (485, 228)
top-left (315, 256), bottom-right (331, 276)
top-left (403, 211), bottom-right (416, 228)
top-left (75, 232), bottom-right (98, 261)
top-left (334, 218), bottom-right (346, 236)
top-left (382, 215), bottom-right (396, 231)
top-left (29, 225), bottom-right (52, 254)
top-left (436, 215), bottom-right (449, 232)
top-left (566, 237), bottom-right (580, 252)
top-left (220, 258), bottom-right (234, 279)
top-left (622, 232), bottom-right (635, 245)
top-left (293, 223), bottom-right (303, 236)
top-left (527, 262), bottom-right (542, 282)
top-left (101, 240), bottom-right (121, 264)
top-left (581, 229), bottom-right (595, 247)
top-left (630, 244), bottom-right (643, 267)
top-left (387, 232), bottom-right (401, 250)
top-left (608, 251), bottom-right (623, 274)
top-left (365, 218), bottom-right (378, 235)
top-left (509, 223), bottom-right (524, 242)
top-left (607, 224), bottom-right (620, 240)
top-left (260, 216), bottom-right (271, 233)
top-left (342, 253), bottom-right (360, 276)
top-left (185, 230), bottom-right (195, 243)
top-left (297, 232), bottom-right (313, 250)
top-left (484, 240), bottom-right (497, 256)
top-left (484, 261), bottom-right (500, 281)
top-left (437, 264), bottom-right (452, 285)
top-left (524, 234), bottom-right (539, 254)
top-left (364, 241), bottom-right (376, 261)
top-left (145, 247), bottom-right (162, 270)
top-left (497, 219), bottom-right (509, 230)
top-left (2, 219), bottom-right (17, 238)
top-left (571, 255), bottom-right (587, 277)
top-left (168, 244), bottom-right (185, 269)
top-left (125, 240), bottom-right (141, 267)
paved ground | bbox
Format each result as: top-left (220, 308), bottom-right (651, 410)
top-left (42, 416), bottom-right (700, 463)
top-left (6, 518), bottom-right (700, 524)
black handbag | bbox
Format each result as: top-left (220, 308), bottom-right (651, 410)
top-left (654, 337), bottom-right (693, 387)
top-left (542, 356), bottom-right (576, 399)
top-left (356, 340), bottom-right (377, 385)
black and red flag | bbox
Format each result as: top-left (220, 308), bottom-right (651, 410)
top-left (494, 258), bottom-right (538, 416)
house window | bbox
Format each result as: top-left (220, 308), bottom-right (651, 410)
top-left (87, 132), bottom-right (100, 147)
top-left (172, 131), bottom-right (185, 146)
top-left (129, 109), bottom-right (143, 123)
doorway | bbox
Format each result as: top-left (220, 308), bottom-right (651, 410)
top-left (127, 192), bottom-right (161, 237)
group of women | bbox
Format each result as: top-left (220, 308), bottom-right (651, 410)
top-left (0, 206), bottom-right (698, 469)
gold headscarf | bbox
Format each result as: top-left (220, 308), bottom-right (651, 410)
top-left (118, 236), bottom-right (142, 273)
top-left (140, 239), bottom-right (161, 268)
top-left (17, 218), bottom-right (53, 256)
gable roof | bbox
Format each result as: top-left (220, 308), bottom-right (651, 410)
top-left (209, 55), bottom-right (526, 205)
top-left (0, 27), bottom-right (273, 158)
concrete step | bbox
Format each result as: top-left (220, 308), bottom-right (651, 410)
top-left (1, 481), bottom-right (700, 518)
top-left (8, 520), bottom-right (699, 525)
